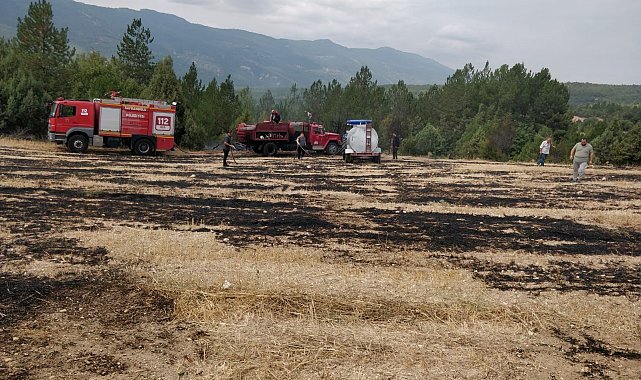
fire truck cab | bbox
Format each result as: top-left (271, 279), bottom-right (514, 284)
top-left (48, 95), bottom-right (176, 155)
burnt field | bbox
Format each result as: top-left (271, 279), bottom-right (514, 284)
top-left (1, 140), bottom-right (640, 379)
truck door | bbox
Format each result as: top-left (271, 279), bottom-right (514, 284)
top-left (58, 104), bottom-right (76, 129)
top-left (55, 103), bottom-right (94, 131)
top-left (311, 126), bottom-right (324, 150)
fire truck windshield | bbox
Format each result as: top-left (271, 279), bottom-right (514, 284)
top-left (48, 103), bottom-right (58, 118)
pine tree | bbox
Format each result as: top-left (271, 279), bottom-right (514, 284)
top-left (141, 56), bottom-right (179, 101)
top-left (180, 62), bottom-right (203, 104)
top-left (385, 80), bottom-right (415, 141)
top-left (116, 18), bottom-right (155, 85)
top-left (343, 66), bottom-right (384, 120)
top-left (258, 90), bottom-right (275, 121)
top-left (15, 0), bottom-right (75, 95)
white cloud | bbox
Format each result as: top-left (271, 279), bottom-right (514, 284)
top-left (77, 0), bottom-right (641, 84)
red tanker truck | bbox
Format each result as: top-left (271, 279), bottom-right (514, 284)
top-left (48, 95), bottom-right (176, 155)
top-left (236, 121), bottom-right (342, 156)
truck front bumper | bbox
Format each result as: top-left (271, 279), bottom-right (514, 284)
top-left (48, 132), bottom-right (66, 144)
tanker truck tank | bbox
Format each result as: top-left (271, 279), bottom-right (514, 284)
top-left (343, 119), bottom-right (382, 164)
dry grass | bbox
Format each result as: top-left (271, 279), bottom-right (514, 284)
top-left (0, 136), bottom-right (56, 150)
top-left (70, 226), bottom-right (641, 378)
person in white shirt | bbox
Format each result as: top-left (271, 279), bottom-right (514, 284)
top-left (538, 137), bottom-right (553, 166)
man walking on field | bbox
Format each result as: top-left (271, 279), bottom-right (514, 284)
top-left (296, 132), bottom-right (306, 160)
top-left (538, 137), bottom-right (553, 166)
top-left (222, 130), bottom-right (236, 167)
top-left (570, 137), bottom-right (594, 182)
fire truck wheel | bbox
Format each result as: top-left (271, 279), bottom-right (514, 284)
top-left (67, 134), bottom-right (89, 153)
top-left (325, 142), bottom-right (339, 155)
top-left (263, 142), bottom-right (278, 156)
top-left (133, 139), bottom-right (155, 156)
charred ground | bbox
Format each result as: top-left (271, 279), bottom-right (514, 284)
top-left (1, 144), bottom-right (640, 379)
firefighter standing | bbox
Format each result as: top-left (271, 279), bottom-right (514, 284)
top-left (270, 109), bottom-right (281, 124)
top-left (296, 133), bottom-right (306, 160)
top-left (222, 130), bottom-right (236, 167)
top-left (391, 133), bottom-right (400, 160)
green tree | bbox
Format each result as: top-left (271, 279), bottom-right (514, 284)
top-left (415, 84), bottom-right (441, 127)
top-left (69, 51), bottom-right (121, 99)
top-left (277, 84), bottom-right (304, 121)
top-left (302, 80), bottom-right (326, 123)
top-left (180, 108), bottom-right (207, 149)
top-left (384, 80), bottom-right (415, 148)
top-left (15, 0), bottom-right (75, 95)
top-left (0, 74), bottom-right (47, 135)
top-left (258, 90), bottom-right (275, 121)
top-left (343, 66), bottom-right (385, 121)
top-left (456, 109), bottom-right (491, 158)
top-left (510, 123), bottom-right (541, 162)
top-left (322, 79), bottom-right (346, 132)
top-left (236, 87), bottom-right (256, 125)
top-left (175, 62), bottom-right (203, 145)
top-left (1, 0), bottom-right (73, 135)
top-left (215, 75), bottom-right (240, 134)
top-left (399, 122), bottom-right (445, 156)
top-left (194, 75), bottom-right (241, 145)
top-left (481, 113), bottom-right (517, 160)
top-left (435, 64), bottom-right (476, 150)
top-left (141, 56), bottom-right (179, 101)
top-left (116, 18), bottom-right (154, 86)
top-left (591, 120), bottom-right (641, 165)
top-left (180, 62), bottom-right (203, 104)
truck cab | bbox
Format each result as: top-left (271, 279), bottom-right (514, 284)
top-left (303, 123), bottom-right (341, 155)
top-left (48, 99), bottom-right (97, 151)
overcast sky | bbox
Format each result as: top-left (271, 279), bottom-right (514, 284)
top-left (78, 0), bottom-right (640, 84)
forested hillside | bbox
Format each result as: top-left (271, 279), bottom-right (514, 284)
top-left (2, 1), bottom-right (640, 165)
top-left (567, 82), bottom-right (641, 106)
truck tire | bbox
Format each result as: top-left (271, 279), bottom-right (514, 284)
top-left (133, 138), bottom-right (155, 156)
top-left (345, 154), bottom-right (353, 163)
top-left (67, 134), bottom-right (89, 153)
top-left (373, 155), bottom-right (381, 164)
top-left (325, 142), bottom-right (339, 155)
top-left (263, 142), bottom-right (278, 156)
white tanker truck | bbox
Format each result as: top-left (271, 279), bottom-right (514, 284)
top-left (343, 119), bottom-right (382, 163)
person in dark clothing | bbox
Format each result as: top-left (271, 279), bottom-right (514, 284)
top-left (296, 133), bottom-right (306, 160)
top-left (391, 133), bottom-right (400, 160)
top-left (270, 109), bottom-right (281, 124)
top-left (222, 130), bottom-right (236, 167)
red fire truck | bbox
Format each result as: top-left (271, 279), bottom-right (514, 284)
top-left (48, 95), bottom-right (176, 155)
top-left (236, 121), bottom-right (342, 156)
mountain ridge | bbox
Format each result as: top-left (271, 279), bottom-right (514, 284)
top-left (0, 0), bottom-right (454, 88)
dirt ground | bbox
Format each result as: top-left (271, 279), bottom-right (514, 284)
top-left (1, 141), bottom-right (640, 379)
